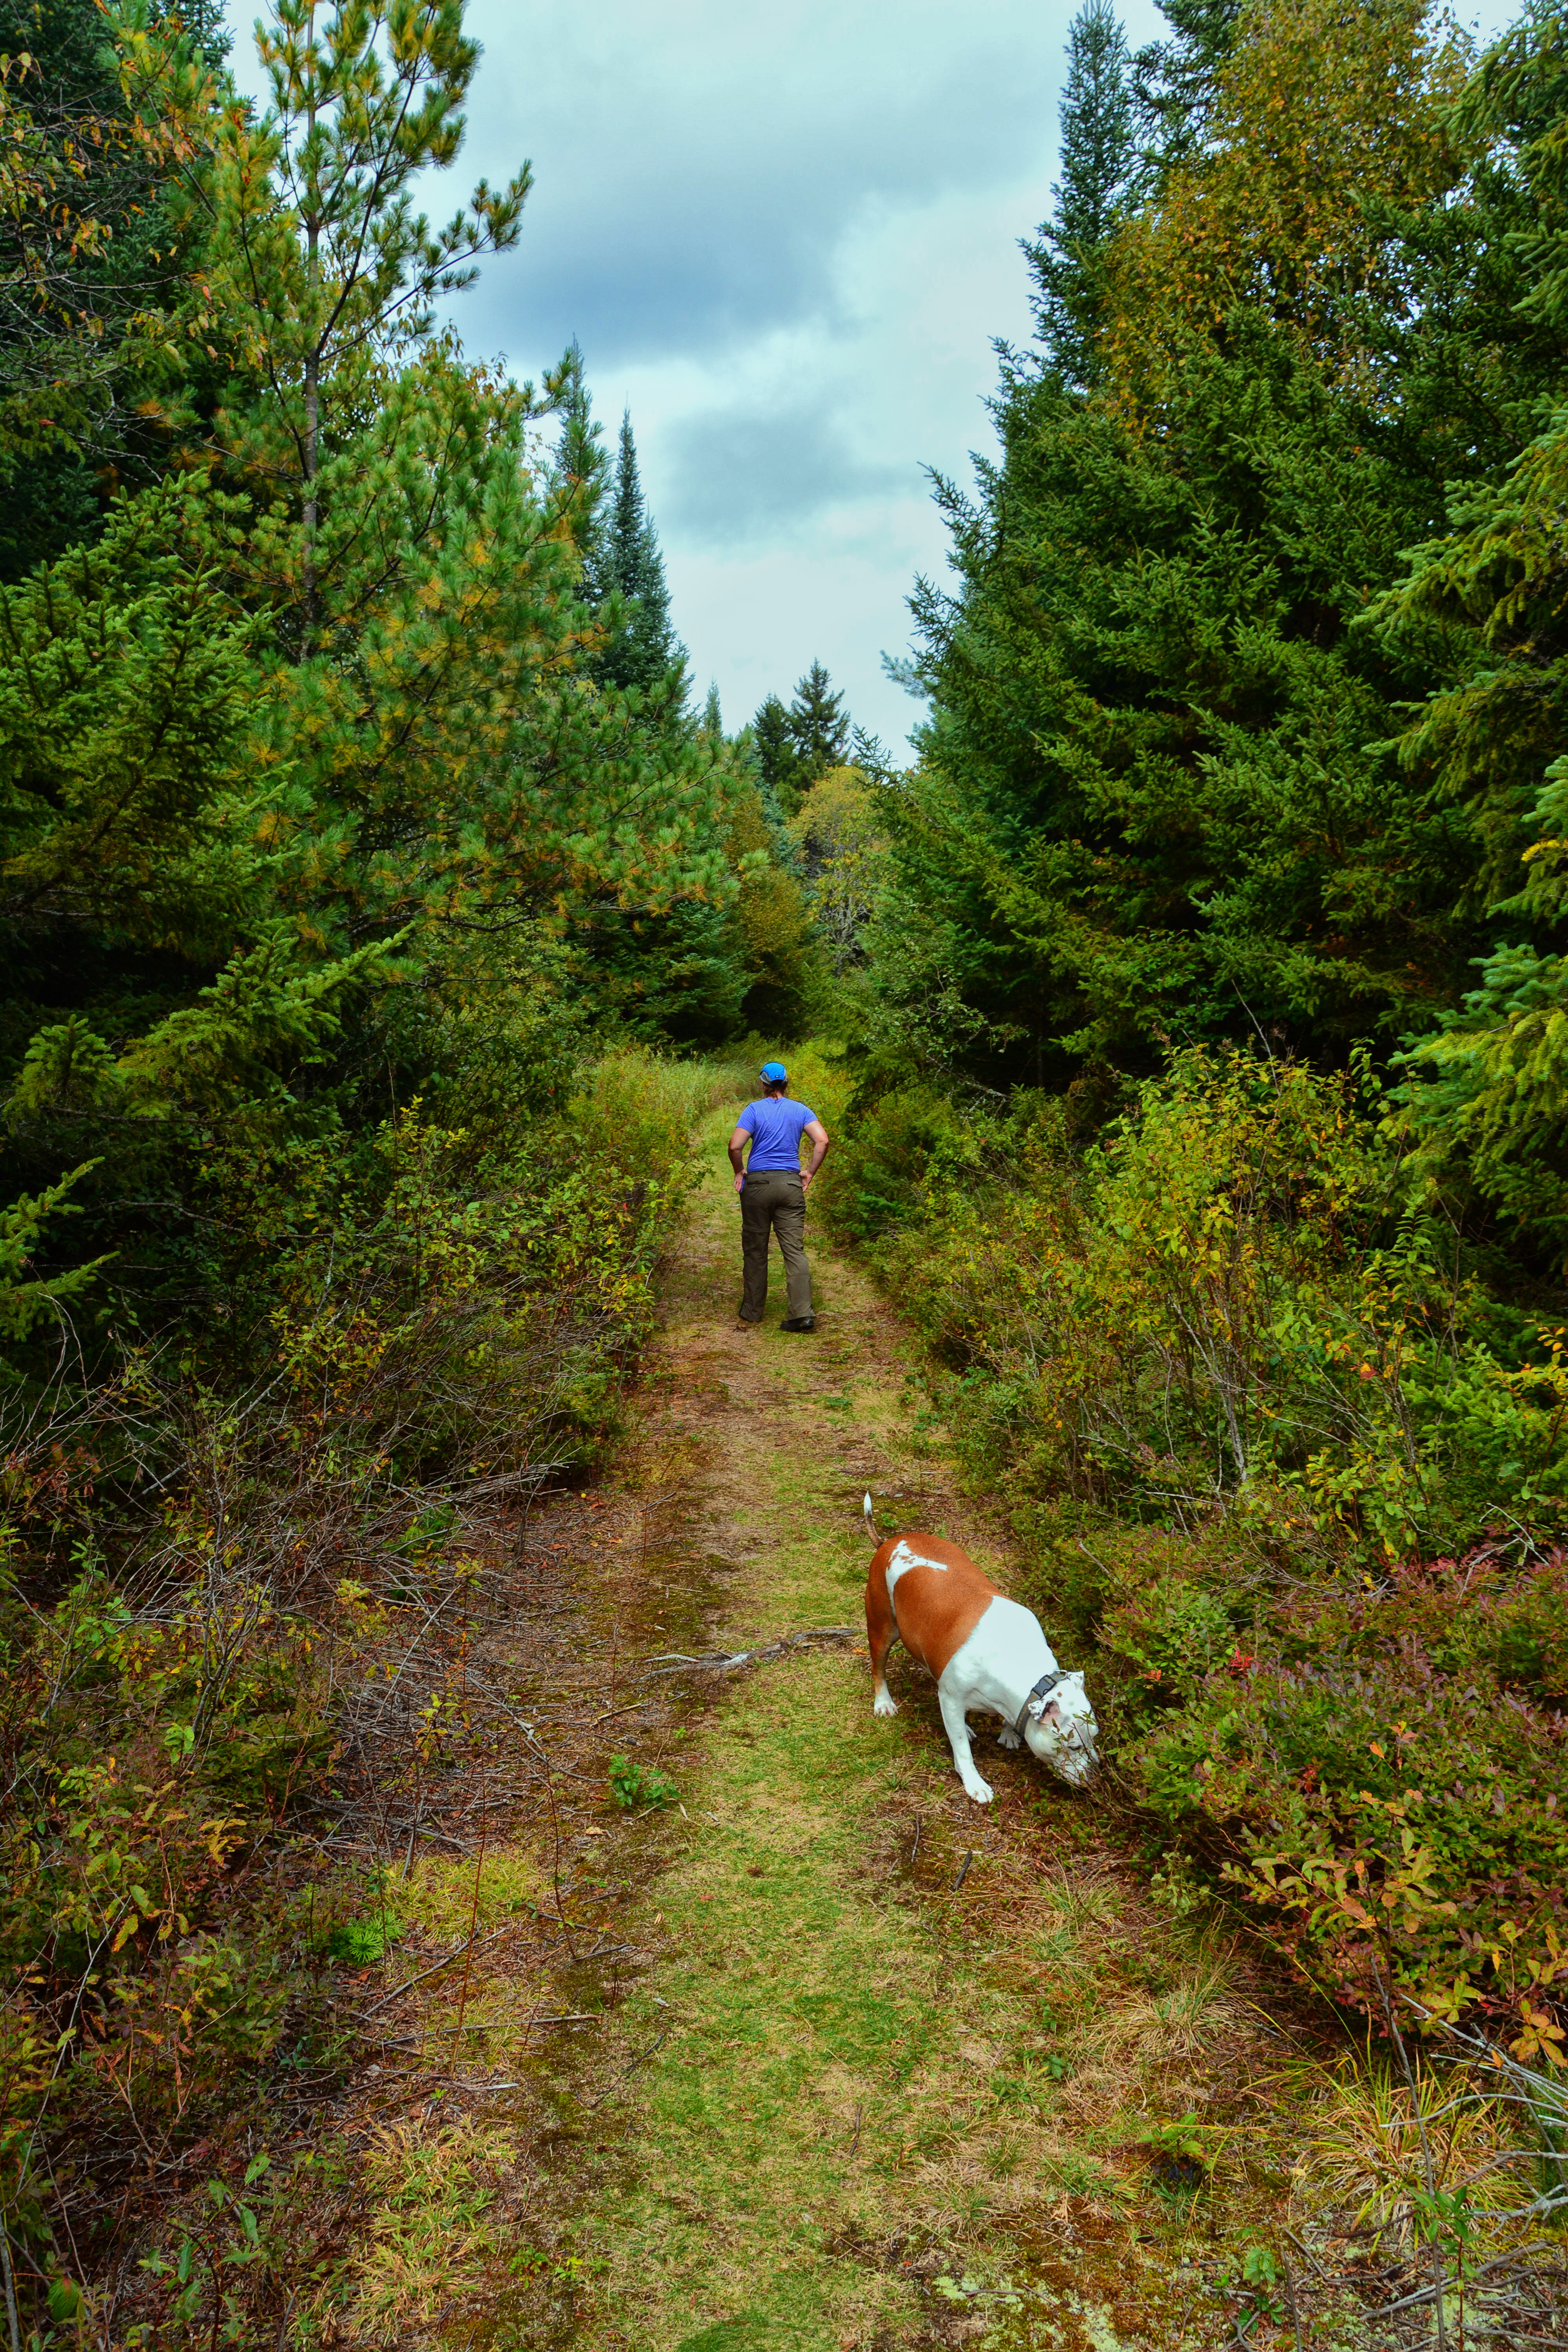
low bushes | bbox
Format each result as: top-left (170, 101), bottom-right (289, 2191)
top-left (0, 1045), bottom-right (704, 2329)
top-left (842, 1046), bottom-right (1568, 2045)
top-left (1105, 1531), bottom-right (1568, 2042)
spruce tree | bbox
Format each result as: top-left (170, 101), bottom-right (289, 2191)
top-left (1026, 0), bottom-right (1134, 387)
top-left (598, 410), bottom-right (685, 695)
top-left (752, 693), bottom-right (801, 817)
top-left (1131, 0), bottom-right (1245, 175)
top-left (555, 340), bottom-right (610, 607)
top-left (787, 661), bottom-right (850, 782)
top-left (702, 681), bottom-right (723, 739)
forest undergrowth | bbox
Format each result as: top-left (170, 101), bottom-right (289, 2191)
top-left (0, 1049), bottom-right (718, 2344)
top-left (816, 1046), bottom-right (1568, 2342)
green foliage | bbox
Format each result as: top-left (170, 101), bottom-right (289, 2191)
top-left (892, 310), bottom-right (1488, 1087)
top-left (1370, 11), bottom-right (1568, 1263)
top-left (818, 1077), bottom-right (968, 1245)
top-left (881, 1049), bottom-right (1568, 1558)
top-left (191, 0), bottom-right (532, 590)
top-left (0, 1044), bottom-right (708, 2327)
top-left (1392, 942), bottom-right (1568, 1258)
top-left (0, 478), bottom-right (258, 961)
top-left (749, 664), bottom-right (853, 822)
top-left (788, 766), bottom-right (888, 979)
top-left (786, 660), bottom-right (849, 783)
top-left (1025, 0), bottom-right (1134, 386)
top-left (0, 0), bottom-right (224, 556)
top-left (885, 0), bottom-right (1563, 1100)
top-left (1130, 0), bottom-right (1243, 174)
top-left (595, 409), bottom-right (686, 694)
top-left (325, 1910), bottom-right (402, 1966)
top-left (849, 4), bottom-right (1568, 2073)
top-left (849, 1043), bottom-right (1568, 2034)
top-left (751, 691), bottom-right (800, 818)
top-left (608, 1753), bottom-right (677, 1811)
top-left (0, 0), bottom-right (762, 2319)
top-left (0, 1161), bottom-right (108, 1345)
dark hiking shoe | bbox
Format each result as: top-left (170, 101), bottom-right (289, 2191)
top-left (780, 1316), bottom-right (817, 1333)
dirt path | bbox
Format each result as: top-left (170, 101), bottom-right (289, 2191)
top-left (352, 1111), bottom-right (1298, 2352)
top-left (475, 1113), bottom-right (1297, 2352)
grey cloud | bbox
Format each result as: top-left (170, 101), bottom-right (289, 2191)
top-left (659, 403), bottom-right (917, 546)
top-left (454, 4), bottom-right (1069, 367)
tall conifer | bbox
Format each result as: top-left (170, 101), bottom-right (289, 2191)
top-left (752, 693), bottom-right (800, 818)
top-left (787, 661), bottom-right (850, 781)
top-left (1131, 0), bottom-right (1245, 174)
top-left (1026, 0), bottom-right (1134, 387)
top-left (196, 0), bottom-right (534, 641)
top-left (555, 339), bottom-right (610, 607)
top-left (598, 409), bottom-right (685, 694)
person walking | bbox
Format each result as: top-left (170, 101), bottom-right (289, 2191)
top-left (728, 1060), bottom-right (829, 1332)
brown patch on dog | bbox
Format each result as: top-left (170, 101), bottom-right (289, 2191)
top-left (866, 1531), bottom-right (998, 1684)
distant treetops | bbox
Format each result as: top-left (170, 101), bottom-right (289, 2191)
top-left (555, 347), bottom-right (687, 698)
top-left (751, 662), bottom-right (887, 820)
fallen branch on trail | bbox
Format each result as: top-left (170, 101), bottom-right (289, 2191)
top-left (640, 1627), bottom-right (859, 1678)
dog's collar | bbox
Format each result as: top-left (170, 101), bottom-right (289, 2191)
top-left (1016, 1669), bottom-right (1068, 1737)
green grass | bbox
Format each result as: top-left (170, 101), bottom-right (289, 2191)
top-left (569, 1118), bottom-right (1228, 2352)
top-left (392, 1092), bottom-right (1309, 2352)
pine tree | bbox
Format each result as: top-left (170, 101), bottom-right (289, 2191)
top-left (787, 661), bottom-right (850, 782)
top-left (555, 340), bottom-right (610, 606)
top-left (598, 410), bottom-right (685, 695)
top-left (1026, 0), bottom-right (1134, 386)
top-left (194, 0), bottom-right (533, 637)
top-left (702, 681), bottom-right (723, 739)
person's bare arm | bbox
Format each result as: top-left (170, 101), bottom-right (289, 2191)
top-left (728, 1123), bottom-right (750, 1195)
top-left (800, 1117), bottom-right (830, 1191)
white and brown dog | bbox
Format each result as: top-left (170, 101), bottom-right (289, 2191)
top-left (862, 1495), bottom-right (1098, 1802)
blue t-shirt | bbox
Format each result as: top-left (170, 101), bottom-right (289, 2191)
top-left (738, 1096), bottom-right (817, 1174)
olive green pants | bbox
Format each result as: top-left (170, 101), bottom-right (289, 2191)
top-left (739, 1168), bottom-right (813, 1322)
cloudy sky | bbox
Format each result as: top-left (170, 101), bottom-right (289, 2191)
top-left (445, 0), bottom-right (1173, 751)
top-left (230, 0), bottom-right (1522, 755)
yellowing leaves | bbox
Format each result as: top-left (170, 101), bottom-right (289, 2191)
top-left (1104, 0), bottom-right (1465, 410)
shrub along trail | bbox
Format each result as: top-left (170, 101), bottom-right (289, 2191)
top-left (391, 1100), bottom-right (1312, 2352)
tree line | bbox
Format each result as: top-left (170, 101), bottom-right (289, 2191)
top-left (0, 0), bottom-right (881, 2324)
top-left (862, 0), bottom-right (1568, 1267)
top-left (817, 0), bottom-right (1568, 2113)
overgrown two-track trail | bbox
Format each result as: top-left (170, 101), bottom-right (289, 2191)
top-left (467, 1106), bottom-right (1304, 2352)
top-left (439, 1109), bottom-right (1296, 2352)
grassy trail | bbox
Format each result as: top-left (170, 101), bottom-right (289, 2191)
top-left (536, 1107), bottom-right (1295, 2352)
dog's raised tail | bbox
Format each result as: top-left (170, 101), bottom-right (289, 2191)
top-left (864, 1491), bottom-right (880, 1545)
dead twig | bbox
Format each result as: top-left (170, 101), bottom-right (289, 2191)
top-left (450, 1747), bottom-right (490, 2061)
top-left (358, 1923), bottom-right (515, 2018)
top-left (1281, 2256), bottom-right (1304, 2352)
top-left (582, 2028), bottom-right (670, 2111)
top-left (640, 1626), bottom-right (857, 1679)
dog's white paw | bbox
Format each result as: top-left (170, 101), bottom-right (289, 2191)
top-left (997, 1727), bottom-right (1022, 1750)
top-left (873, 1691), bottom-right (898, 1718)
top-left (960, 1773), bottom-right (994, 1804)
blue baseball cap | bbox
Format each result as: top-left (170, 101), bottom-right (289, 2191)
top-left (759, 1060), bottom-right (788, 1083)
